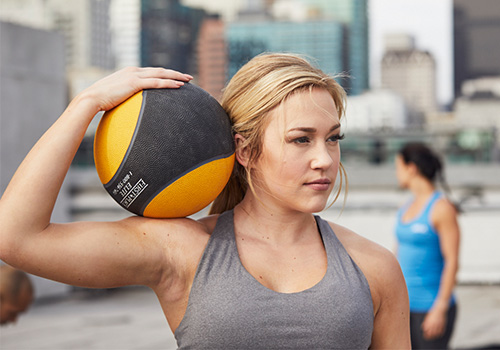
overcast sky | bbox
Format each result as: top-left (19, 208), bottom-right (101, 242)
top-left (369, 0), bottom-right (453, 106)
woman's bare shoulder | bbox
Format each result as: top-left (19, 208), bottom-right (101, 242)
top-left (122, 215), bottom-right (213, 260)
top-left (432, 197), bottom-right (458, 221)
top-left (326, 221), bottom-right (406, 306)
top-left (122, 215), bottom-right (212, 237)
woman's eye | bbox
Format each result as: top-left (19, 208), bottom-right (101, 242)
top-left (328, 134), bottom-right (345, 143)
top-left (293, 136), bottom-right (310, 144)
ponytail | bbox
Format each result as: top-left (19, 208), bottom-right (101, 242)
top-left (209, 162), bottom-right (247, 215)
top-left (399, 142), bottom-right (461, 213)
top-left (437, 169), bottom-right (462, 213)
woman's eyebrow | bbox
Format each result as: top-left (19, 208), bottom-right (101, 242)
top-left (287, 124), bottom-right (341, 133)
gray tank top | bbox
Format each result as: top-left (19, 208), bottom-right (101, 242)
top-left (174, 210), bottom-right (373, 349)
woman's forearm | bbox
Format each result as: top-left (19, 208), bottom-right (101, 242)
top-left (0, 94), bottom-right (100, 251)
top-left (433, 259), bottom-right (459, 311)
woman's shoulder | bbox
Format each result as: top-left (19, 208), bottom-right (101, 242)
top-left (432, 196), bottom-right (458, 216)
top-left (123, 212), bottom-right (224, 248)
top-left (325, 220), bottom-right (406, 308)
top-left (122, 214), bottom-right (213, 234)
top-left (430, 196), bottom-right (459, 233)
top-left (120, 215), bottom-right (215, 254)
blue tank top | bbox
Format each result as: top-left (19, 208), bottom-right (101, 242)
top-left (174, 210), bottom-right (374, 349)
top-left (395, 192), bottom-right (455, 312)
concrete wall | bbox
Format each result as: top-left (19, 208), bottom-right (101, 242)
top-left (0, 21), bottom-right (72, 299)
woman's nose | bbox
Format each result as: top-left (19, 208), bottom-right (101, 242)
top-left (311, 145), bottom-right (335, 170)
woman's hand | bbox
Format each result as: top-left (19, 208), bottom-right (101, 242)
top-left (78, 67), bottom-right (193, 113)
top-left (421, 307), bottom-right (447, 340)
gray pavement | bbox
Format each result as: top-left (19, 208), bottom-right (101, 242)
top-left (1, 284), bottom-right (500, 350)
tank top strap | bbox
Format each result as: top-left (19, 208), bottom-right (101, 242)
top-left (314, 215), bottom-right (373, 297)
top-left (314, 214), bottom-right (341, 260)
top-left (421, 191), bottom-right (444, 223)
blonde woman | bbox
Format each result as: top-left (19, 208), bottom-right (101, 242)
top-left (0, 53), bottom-right (409, 348)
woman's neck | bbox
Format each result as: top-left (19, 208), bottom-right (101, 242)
top-left (409, 176), bottom-right (435, 199)
top-left (234, 196), bottom-right (318, 247)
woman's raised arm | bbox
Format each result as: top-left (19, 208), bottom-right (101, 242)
top-left (0, 67), bottom-right (195, 288)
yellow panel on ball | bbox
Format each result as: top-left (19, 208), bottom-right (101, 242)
top-left (94, 91), bottom-right (143, 185)
top-left (143, 154), bottom-right (235, 218)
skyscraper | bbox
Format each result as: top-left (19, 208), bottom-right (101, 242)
top-left (454, 0), bottom-right (500, 97)
top-left (381, 34), bottom-right (437, 127)
top-left (227, 0), bottom-right (369, 95)
top-left (197, 16), bottom-right (227, 101)
top-left (0, 0), bottom-right (114, 71)
top-left (140, 0), bottom-right (206, 73)
top-left (292, 0), bottom-right (369, 95)
top-left (227, 20), bottom-right (344, 79)
top-left (110, 0), bottom-right (141, 68)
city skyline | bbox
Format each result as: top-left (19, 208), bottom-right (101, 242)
top-left (182, 0), bottom-right (454, 106)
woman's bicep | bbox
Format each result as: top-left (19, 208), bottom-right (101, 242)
top-left (4, 217), bottom-right (167, 289)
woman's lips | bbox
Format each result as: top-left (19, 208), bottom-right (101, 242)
top-left (304, 179), bottom-right (331, 191)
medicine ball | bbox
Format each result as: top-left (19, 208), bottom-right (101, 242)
top-left (93, 84), bottom-right (235, 218)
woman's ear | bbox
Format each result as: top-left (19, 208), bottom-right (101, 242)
top-left (407, 162), bottom-right (419, 177)
top-left (234, 134), bottom-right (250, 168)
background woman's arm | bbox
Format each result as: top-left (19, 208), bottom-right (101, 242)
top-left (423, 199), bottom-right (461, 339)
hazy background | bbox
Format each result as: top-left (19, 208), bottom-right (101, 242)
top-left (1, 0), bottom-right (499, 298)
top-left (0, 1), bottom-right (500, 348)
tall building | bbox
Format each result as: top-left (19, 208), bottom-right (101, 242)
top-left (0, 0), bottom-right (115, 98)
top-left (454, 0), bottom-right (500, 97)
top-left (227, 20), bottom-right (344, 80)
top-left (197, 16), bottom-right (227, 101)
top-left (110, 0), bottom-right (141, 68)
top-left (0, 0), bottom-right (51, 29)
top-left (381, 34), bottom-right (437, 127)
top-left (1, 0), bottom-right (136, 72)
top-left (42, 0), bottom-right (114, 71)
top-left (454, 77), bottom-right (500, 130)
top-left (141, 0), bottom-right (206, 74)
top-left (276, 0), bottom-right (369, 95)
top-left (228, 0), bottom-right (368, 95)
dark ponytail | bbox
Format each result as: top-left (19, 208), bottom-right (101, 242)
top-left (399, 142), bottom-right (461, 213)
top-left (209, 161), bottom-right (247, 215)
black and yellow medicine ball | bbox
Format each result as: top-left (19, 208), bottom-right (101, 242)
top-left (93, 84), bottom-right (235, 218)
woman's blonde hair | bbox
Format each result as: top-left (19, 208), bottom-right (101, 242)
top-left (209, 53), bottom-right (348, 214)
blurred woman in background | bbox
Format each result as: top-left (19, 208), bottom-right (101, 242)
top-left (394, 142), bottom-right (461, 349)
